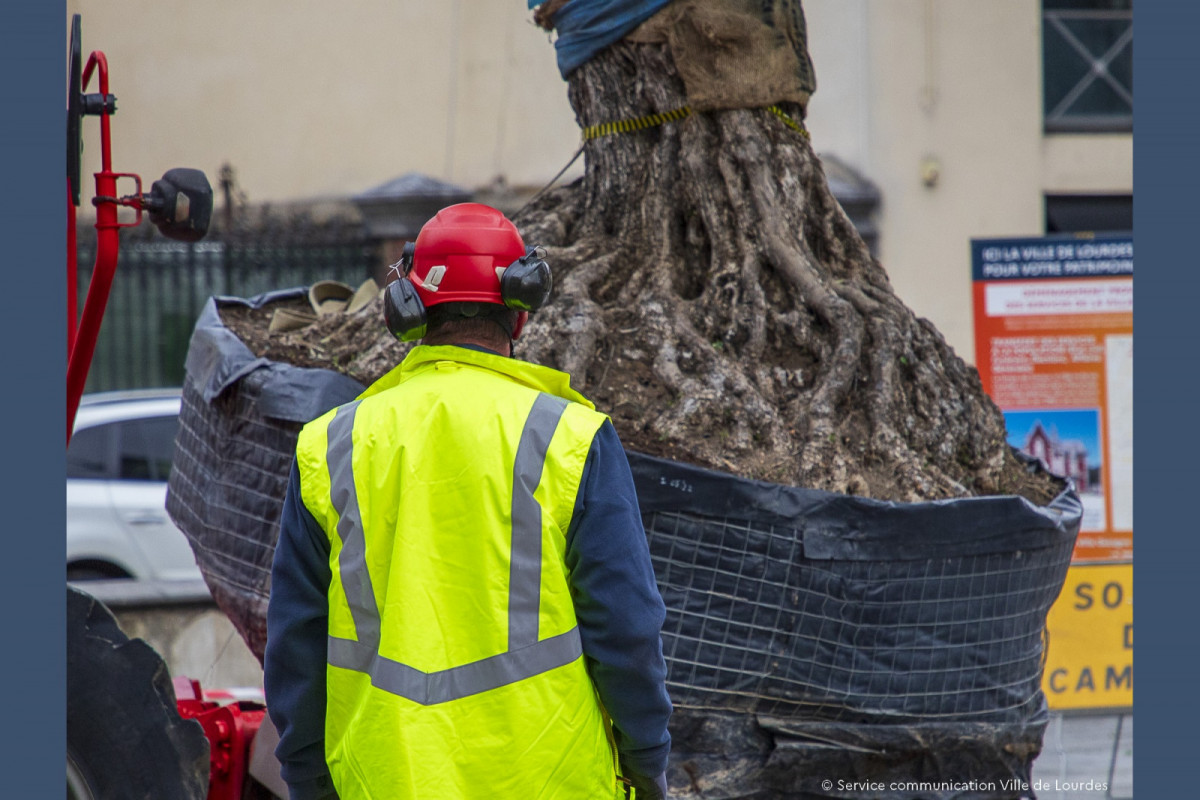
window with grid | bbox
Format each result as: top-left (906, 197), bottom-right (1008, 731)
top-left (1043, 0), bottom-right (1132, 132)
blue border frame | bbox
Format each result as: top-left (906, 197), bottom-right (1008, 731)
top-left (1135, 2), bottom-right (1193, 795)
top-left (2, 2), bottom-right (65, 795)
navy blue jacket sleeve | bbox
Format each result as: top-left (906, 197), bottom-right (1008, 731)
top-left (264, 460), bottom-right (340, 800)
top-left (566, 420), bottom-right (673, 779)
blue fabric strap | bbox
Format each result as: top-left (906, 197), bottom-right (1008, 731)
top-left (533, 0), bottom-right (673, 77)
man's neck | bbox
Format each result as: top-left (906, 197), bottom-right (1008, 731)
top-left (446, 341), bottom-right (511, 358)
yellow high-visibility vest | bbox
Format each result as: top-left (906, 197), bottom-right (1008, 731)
top-left (295, 345), bottom-right (622, 799)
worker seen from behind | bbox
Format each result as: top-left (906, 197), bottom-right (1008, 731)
top-left (264, 203), bottom-right (673, 799)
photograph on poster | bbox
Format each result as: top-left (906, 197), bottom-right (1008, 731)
top-left (1004, 409), bottom-right (1105, 531)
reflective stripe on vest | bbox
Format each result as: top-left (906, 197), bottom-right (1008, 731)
top-left (324, 392), bottom-right (584, 706)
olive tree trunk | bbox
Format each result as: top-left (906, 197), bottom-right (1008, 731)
top-left (249, 36), bottom-right (1054, 504)
top-left (509, 40), bottom-right (1039, 502)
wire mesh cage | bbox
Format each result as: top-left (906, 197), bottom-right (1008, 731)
top-left (166, 300), bottom-right (1081, 797)
top-left (631, 452), bottom-right (1078, 726)
top-left (628, 451), bottom-right (1079, 798)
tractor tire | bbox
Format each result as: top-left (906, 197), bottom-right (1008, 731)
top-left (66, 587), bottom-right (210, 800)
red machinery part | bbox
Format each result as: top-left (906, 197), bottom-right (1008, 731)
top-left (66, 50), bottom-right (144, 442)
top-left (174, 677), bottom-right (267, 800)
top-left (68, 19), bottom-right (230, 798)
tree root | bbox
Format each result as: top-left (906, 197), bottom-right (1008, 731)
top-left (507, 41), bottom-right (1060, 504)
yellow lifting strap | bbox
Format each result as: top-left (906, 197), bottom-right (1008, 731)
top-left (581, 104), bottom-right (808, 140)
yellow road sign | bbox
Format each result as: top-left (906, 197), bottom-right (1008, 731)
top-left (1042, 563), bottom-right (1132, 710)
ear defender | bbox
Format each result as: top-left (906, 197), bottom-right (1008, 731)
top-left (382, 242), bottom-right (553, 342)
top-left (383, 277), bottom-right (428, 341)
top-left (384, 243), bottom-right (427, 341)
top-left (500, 247), bottom-right (552, 312)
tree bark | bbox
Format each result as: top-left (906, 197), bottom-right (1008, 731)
top-left (228, 37), bottom-right (1057, 504)
top-left (507, 40), bottom-right (1050, 502)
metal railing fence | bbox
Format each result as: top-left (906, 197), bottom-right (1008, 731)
top-left (75, 225), bottom-right (379, 393)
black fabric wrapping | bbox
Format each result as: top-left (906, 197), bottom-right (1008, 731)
top-left (167, 291), bottom-right (1080, 798)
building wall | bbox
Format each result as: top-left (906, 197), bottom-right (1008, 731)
top-left (805, 0), bottom-right (1131, 359)
top-left (67, 0), bottom-right (1131, 363)
top-left (66, 1), bottom-right (584, 205)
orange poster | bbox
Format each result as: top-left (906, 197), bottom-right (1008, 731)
top-left (972, 235), bottom-right (1133, 564)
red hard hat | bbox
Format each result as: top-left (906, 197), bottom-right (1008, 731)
top-left (408, 203), bottom-right (526, 310)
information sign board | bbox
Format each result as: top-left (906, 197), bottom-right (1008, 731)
top-left (972, 234), bottom-right (1132, 563)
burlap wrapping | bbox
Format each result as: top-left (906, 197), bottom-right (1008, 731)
top-left (625, 0), bottom-right (817, 113)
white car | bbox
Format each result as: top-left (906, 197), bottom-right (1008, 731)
top-left (67, 389), bottom-right (204, 583)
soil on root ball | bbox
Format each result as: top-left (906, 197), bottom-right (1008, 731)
top-left (218, 293), bottom-right (1062, 507)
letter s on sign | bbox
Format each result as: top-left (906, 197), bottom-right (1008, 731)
top-left (1074, 583), bottom-right (1093, 610)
